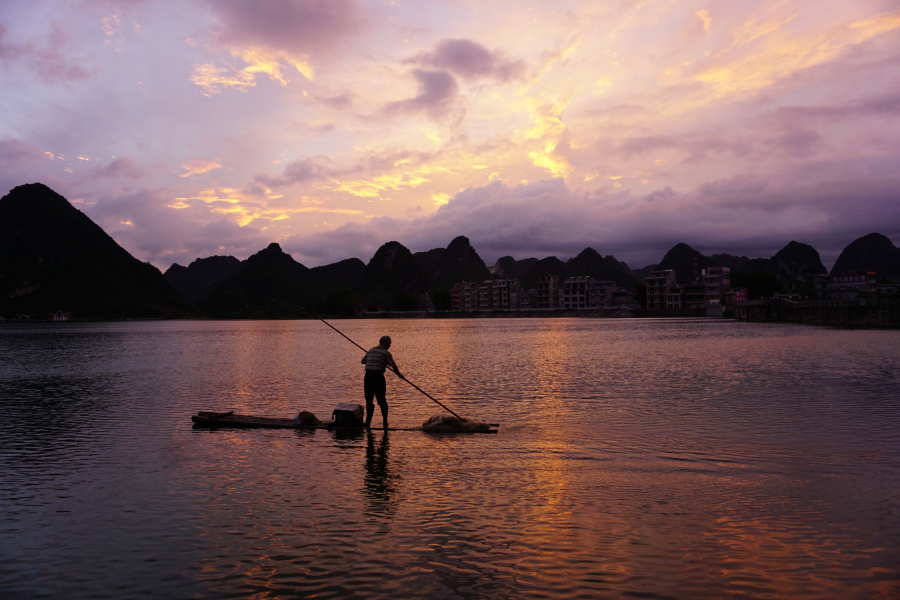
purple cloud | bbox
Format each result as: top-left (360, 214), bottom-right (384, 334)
top-left (699, 174), bottom-right (767, 196)
top-left (251, 147), bottom-right (438, 190)
top-left (406, 38), bottom-right (526, 82)
top-left (88, 157), bottom-right (147, 180)
top-left (182, 218), bottom-right (269, 256)
top-left (383, 69), bottom-right (459, 119)
top-left (207, 0), bottom-right (362, 56)
top-left (282, 175), bottom-right (900, 270)
top-left (253, 155), bottom-right (333, 187)
top-left (0, 138), bottom-right (39, 162)
top-left (0, 23), bottom-right (94, 83)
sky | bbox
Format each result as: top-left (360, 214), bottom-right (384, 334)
top-left (2, 0), bottom-right (899, 271)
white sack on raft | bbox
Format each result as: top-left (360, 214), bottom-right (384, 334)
top-left (421, 414), bottom-right (490, 432)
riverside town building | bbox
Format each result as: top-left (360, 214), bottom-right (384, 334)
top-left (449, 275), bottom-right (632, 311)
top-left (646, 266), bottom-right (743, 309)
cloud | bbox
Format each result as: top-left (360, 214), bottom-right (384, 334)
top-left (282, 174), bottom-right (900, 269)
top-left (253, 155), bottom-right (333, 187)
top-left (190, 47), bottom-right (314, 95)
top-left (0, 139), bottom-right (48, 194)
top-left (406, 38), bottom-right (525, 82)
top-left (251, 147), bottom-right (440, 193)
top-left (699, 174), bottom-right (767, 196)
top-left (0, 23), bottom-right (94, 83)
top-left (180, 158), bottom-right (223, 178)
top-left (773, 90), bottom-right (900, 121)
top-left (0, 138), bottom-right (40, 163)
top-left (305, 91), bottom-right (354, 109)
top-left (181, 218), bottom-right (269, 255)
top-left (206, 0), bottom-right (362, 57)
top-left (766, 127), bottom-right (823, 157)
top-left (383, 69), bottom-right (459, 120)
top-left (89, 156), bottom-right (147, 180)
top-left (189, 0), bottom-right (365, 94)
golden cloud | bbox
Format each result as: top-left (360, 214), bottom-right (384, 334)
top-left (190, 48), bottom-right (314, 96)
top-left (672, 10), bottom-right (900, 103)
top-left (180, 158), bottom-right (223, 178)
top-left (331, 166), bottom-right (453, 199)
top-left (529, 141), bottom-right (573, 178)
top-left (172, 187), bottom-right (363, 226)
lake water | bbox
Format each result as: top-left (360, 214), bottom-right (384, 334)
top-left (1, 318), bottom-right (898, 599)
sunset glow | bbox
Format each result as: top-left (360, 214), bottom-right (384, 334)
top-left (2, 0), bottom-right (898, 268)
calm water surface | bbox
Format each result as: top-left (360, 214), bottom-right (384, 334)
top-left (1, 318), bottom-right (898, 599)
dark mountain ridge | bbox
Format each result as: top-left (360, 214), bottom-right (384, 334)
top-left (736, 241), bottom-right (825, 279)
top-left (490, 256), bottom-right (538, 280)
top-left (0, 183), bottom-right (199, 318)
top-left (196, 243), bottom-right (316, 317)
top-left (428, 236), bottom-right (492, 289)
top-left (516, 248), bottom-right (637, 290)
top-left (356, 240), bottom-right (430, 307)
top-left (832, 233), bottom-right (900, 277)
top-left (518, 257), bottom-right (569, 291)
top-left (164, 255), bottom-right (242, 302)
top-left (566, 248), bottom-right (635, 287)
top-left (657, 243), bottom-right (715, 282)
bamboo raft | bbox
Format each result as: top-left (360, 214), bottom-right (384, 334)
top-left (191, 412), bottom-right (499, 433)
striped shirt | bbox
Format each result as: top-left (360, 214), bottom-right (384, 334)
top-left (362, 346), bottom-right (397, 372)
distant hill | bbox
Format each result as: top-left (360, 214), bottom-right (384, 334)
top-left (0, 183), bottom-right (199, 319)
top-left (518, 257), bottom-right (568, 290)
top-left (311, 257), bottom-right (366, 296)
top-left (831, 233), bottom-right (900, 277)
top-left (356, 241), bottom-right (430, 307)
top-left (637, 244), bottom-right (820, 283)
top-left (190, 237), bottom-right (490, 315)
top-left (164, 255), bottom-right (242, 302)
top-left (737, 241), bottom-right (825, 279)
top-left (196, 243), bottom-right (316, 317)
top-left (657, 243), bottom-right (714, 282)
top-left (412, 247), bottom-right (446, 278)
top-left (428, 236), bottom-right (492, 288)
top-left (566, 248), bottom-right (636, 287)
top-left (709, 253), bottom-right (750, 270)
top-left (491, 256), bottom-right (538, 280)
top-left (633, 264), bottom-right (658, 281)
top-left (515, 249), bottom-right (636, 291)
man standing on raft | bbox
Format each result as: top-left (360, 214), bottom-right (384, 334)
top-left (362, 336), bottom-right (404, 429)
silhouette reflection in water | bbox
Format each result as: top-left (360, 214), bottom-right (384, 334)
top-left (364, 430), bottom-right (398, 518)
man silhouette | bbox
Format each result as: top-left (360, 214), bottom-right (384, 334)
top-left (361, 335), bottom-right (404, 429)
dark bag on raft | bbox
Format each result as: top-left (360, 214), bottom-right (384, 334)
top-left (332, 403), bottom-right (364, 427)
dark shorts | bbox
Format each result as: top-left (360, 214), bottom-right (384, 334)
top-left (364, 370), bottom-right (387, 407)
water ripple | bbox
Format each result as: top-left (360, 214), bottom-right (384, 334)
top-left (1, 319), bottom-right (899, 598)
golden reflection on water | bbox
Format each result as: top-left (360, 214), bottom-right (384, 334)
top-left (3, 319), bottom-right (898, 599)
top-left (364, 431), bottom-right (399, 519)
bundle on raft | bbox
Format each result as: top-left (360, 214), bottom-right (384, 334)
top-left (421, 414), bottom-right (491, 432)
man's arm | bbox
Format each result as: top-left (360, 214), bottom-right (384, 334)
top-left (387, 352), bottom-right (404, 379)
top-left (361, 351), bottom-right (368, 364)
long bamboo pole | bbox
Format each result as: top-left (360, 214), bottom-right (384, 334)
top-left (312, 312), bottom-right (463, 419)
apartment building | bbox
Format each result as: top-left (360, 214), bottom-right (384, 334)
top-left (588, 280), bottom-right (617, 308)
top-left (538, 275), bottom-right (560, 309)
top-left (492, 279), bottom-right (521, 311)
top-left (646, 270), bottom-right (676, 310)
top-left (517, 288), bottom-right (539, 309)
top-left (682, 283), bottom-right (706, 309)
top-left (562, 276), bottom-right (593, 309)
top-left (665, 286), bottom-right (683, 309)
top-left (450, 281), bottom-right (481, 311)
top-left (704, 266), bottom-right (731, 304)
top-left (477, 280), bottom-right (494, 310)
